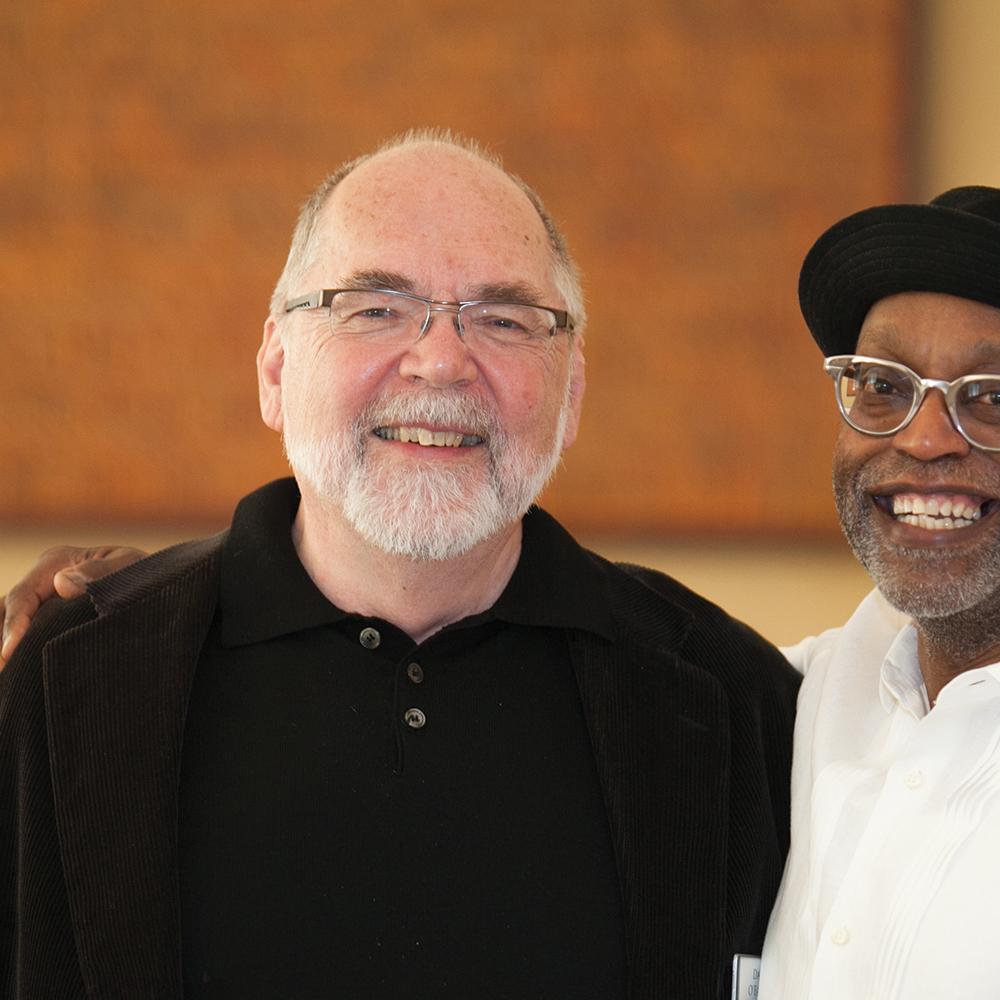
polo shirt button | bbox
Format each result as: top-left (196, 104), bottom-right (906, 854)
top-left (904, 770), bottom-right (924, 790)
top-left (404, 707), bottom-right (426, 729)
top-left (359, 627), bottom-right (381, 649)
top-left (407, 662), bottom-right (424, 684)
top-left (830, 926), bottom-right (850, 946)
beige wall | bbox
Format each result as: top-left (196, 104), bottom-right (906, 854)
top-left (919, 0), bottom-right (1000, 196)
top-left (0, 528), bottom-right (871, 647)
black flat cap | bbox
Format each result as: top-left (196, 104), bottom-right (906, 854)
top-left (799, 186), bottom-right (1000, 356)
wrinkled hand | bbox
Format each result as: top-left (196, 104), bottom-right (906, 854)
top-left (0, 545), bottom-right (147, 668)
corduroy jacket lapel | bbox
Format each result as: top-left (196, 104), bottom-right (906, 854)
top-left (42, 537), bottom-right (223, 998)
top-left (569, 577), bottom-right (732, 1000)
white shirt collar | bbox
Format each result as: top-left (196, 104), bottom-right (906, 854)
top-left (878, 620), bottom-right (1000, 717)
top-left (879, 622), bottom-right (928, 718)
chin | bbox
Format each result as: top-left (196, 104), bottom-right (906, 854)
top-left (859, 542), bottom-right (1000, 621)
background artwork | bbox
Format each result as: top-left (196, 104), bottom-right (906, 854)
top-left (2, 0), bottom-right (907, 536)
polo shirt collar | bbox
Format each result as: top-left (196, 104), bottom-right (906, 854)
top-left (488, 506), bottom-right (616, 641)
top-left (219, 479), bottom-right (616, 647)
top-left (219, 479), bottom-right (348, 647)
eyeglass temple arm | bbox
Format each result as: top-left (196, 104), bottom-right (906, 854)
top-left (284, 291), bottom-right (336, 312)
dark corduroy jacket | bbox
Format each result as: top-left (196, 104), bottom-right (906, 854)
top-left (0, 508), bottom-right (799, 999)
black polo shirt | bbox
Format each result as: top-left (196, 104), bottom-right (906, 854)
top-left (178, 479), bottom-right (627, 999)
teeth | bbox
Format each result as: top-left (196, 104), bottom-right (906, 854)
top-left (376, 426), bottom-right (476, 448)
top-left (891, 492), bottom-right (986, 529)
top-left (897, 512), bottom-right (976, 531)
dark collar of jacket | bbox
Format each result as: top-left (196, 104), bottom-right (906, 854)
top-left (29, 519), bottom-right (794, 1000)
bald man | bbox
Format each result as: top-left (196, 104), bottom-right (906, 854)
top-left (0, 132), bottom-right (797, 999)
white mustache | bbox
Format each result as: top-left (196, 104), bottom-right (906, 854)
top-left (362, 392), bottom-right (501, 442)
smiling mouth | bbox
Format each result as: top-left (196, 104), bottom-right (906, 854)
top-left (373, 425), bottom-right (484, 448)
top-left (873, 491), bottom-right (999, 531)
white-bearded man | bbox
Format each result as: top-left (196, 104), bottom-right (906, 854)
top-left (0, 132), bottom-right (798, 1000)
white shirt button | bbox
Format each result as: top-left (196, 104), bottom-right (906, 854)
top-left (904, 769), bottom-right (924, 789)
top-left (830, 925), bottom-right (851, 946)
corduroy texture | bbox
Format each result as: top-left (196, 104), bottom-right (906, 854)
top-left (0, 490), bottom-right (798, 999)
top-left (572, 563), bottom-right (798, 997)
top-left (799, 186), bottom-right (1000, 356)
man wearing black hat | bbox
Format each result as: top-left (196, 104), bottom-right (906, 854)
top-left (761, 186), bottom-right (1000, 999)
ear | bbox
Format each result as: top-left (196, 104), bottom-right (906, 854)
top-left (257, 317), bottom-right (286, 433)
top-left (560, 338), bottom-right (586, 451)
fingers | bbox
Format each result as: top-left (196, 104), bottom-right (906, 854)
top-left (52, 570), bottom-right (90, 599)
top-left (0, 591), bottom-right (39, 667)
top-left (50, 547), bottom-right (148, 598)
top-left (0, 545), bottom-right (147, 669)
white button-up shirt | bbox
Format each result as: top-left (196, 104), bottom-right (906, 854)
top-left (761, 589), bottom-right (1000, 999)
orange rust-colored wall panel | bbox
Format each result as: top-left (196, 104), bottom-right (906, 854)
top-left (1, 0), bottom-right (910, 537)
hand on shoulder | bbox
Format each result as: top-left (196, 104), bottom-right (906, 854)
top-left (0, 545), bottom-right (147, 668)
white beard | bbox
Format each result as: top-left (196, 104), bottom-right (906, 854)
top-left (283, 389), bottom-right (569, 561)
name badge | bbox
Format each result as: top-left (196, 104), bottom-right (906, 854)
top-left (731, 953), bottom-right (761, 1000)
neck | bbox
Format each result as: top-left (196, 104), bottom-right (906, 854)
top-left (916, 605), bottom-right (1000, 704)
top-left (290, 491), bottom-right (523, 644)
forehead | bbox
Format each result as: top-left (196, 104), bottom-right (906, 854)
top-left (856, 292), bottom-right (1000, 374)
top-left (310, 145), bottom-right (557, 297)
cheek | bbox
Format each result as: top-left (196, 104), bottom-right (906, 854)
top-left (484, 355), bottom-right (571, 428)
top-left (287, 342), bottom-right (395, 418)
top-left (833, 425), bottom-right (881, 475)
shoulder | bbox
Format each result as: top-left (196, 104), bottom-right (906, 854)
top-left (0, 592), bottom-right (99, 709)
top-left (599, 553), bottom-right (789, 658)
top-left (1, 532), bottom-right (227, 702)
top-left (84, 531), bottom-right (227, 614)
top-left (579, 549), bottom-right (801, 704)
top-left (781, 588), bottom-right (907, 678)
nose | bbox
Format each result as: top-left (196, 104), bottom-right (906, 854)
top-left (397, 310), bottom-right (478, 388)
top-left (891, 388), bottom-right (971, 460)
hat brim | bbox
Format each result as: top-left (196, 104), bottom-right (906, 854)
top-left (799, 203), bottom-right (1000, 356)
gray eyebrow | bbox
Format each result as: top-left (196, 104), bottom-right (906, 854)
top-left (339, 273), bottom-right (549, 306)
top-left (466, 281), bottom-right (548, 304)
top-left (342, 270), bottom-right (417, 293)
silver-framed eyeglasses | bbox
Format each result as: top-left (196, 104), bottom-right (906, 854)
top-left (824, 354), bottom-right (1000, 451)
top-left (284, 288), bottom-right (574, 351)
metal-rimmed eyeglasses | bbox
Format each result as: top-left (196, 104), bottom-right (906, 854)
top-left (824, 354), bottom-right (1000, 451)
top-left (284, 288), bottom-right (574, 351)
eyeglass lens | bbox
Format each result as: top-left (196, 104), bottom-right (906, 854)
top-left (328, 290), bottom-right (555, 347)
top-left (837, 359), bottom-right (1000, 448)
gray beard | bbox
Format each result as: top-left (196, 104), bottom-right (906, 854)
top-left (833, 454), bottom-right (1000, 664)
top-left (284, 389), bottom-right (567, 562)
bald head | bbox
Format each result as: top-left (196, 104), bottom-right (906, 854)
top-left (269, 131), bottom-right (585, 333)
